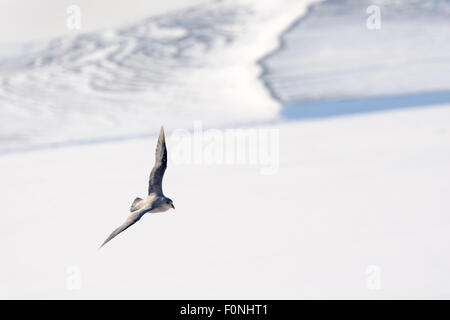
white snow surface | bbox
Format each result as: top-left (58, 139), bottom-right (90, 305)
top-left (1, 104), bottom-right (450, 299)
top-left (1, 0), bottom-right (450, 299)
top-left (0, 0), bottom-right (320, 152)
top-left (262, 0), bottom-right (450, 103)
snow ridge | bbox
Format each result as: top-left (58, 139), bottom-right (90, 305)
top-left (0, 0), bottom-right (318, 152)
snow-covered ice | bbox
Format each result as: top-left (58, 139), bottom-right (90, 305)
top-left (1, 0), bottom-right (450, 299)
top-left (0, 0), bottom-right (319, 152)
top-left (262, 0), bottom-right (450, 103)
top-left (1, 104), bottom-right (450, 299)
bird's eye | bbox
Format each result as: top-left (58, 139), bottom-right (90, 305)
top-left (167, 201), bottom-right (170, 204)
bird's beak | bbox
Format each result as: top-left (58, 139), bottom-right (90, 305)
top-left (171, 204), bottom-right (175, 209)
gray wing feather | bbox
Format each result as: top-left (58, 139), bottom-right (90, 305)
top-left (148, 126), bottom-right (167, 195)
top-left (100, 211), bottom-right (144, 248)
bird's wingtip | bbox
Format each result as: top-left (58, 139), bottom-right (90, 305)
top-left (159, 125), bottom-right (165, 140)
top-left (99, 238), bottom-right (110, 249)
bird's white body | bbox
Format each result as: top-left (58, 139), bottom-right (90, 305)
top-left (139, 194), bottom-right (173, 215)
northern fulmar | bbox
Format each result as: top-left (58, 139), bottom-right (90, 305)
top-left (100, 126), bottom-right (175, 248)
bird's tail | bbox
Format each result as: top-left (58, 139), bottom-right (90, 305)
top-left (130, 197), bottom-right (143, 212)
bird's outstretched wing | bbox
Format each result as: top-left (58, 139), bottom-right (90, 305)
top-left (148, 126), bottom-right (167, 195)
top-left (100, 211), bottom-right (145, 248)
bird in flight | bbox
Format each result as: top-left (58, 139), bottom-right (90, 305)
top-left (100, 126), bottom-right (175, 248)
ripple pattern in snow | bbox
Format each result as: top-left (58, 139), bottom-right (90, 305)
top-left (0, 0), bottom-right (318, 152)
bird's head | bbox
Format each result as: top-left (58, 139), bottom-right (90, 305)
top-left (162, 197), bottom-right (175, 210)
